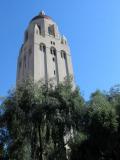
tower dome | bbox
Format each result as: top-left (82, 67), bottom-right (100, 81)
top-left (31, 10), bottom-right (52, 22)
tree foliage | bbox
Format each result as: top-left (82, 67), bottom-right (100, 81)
top-left (70, 87), bottom-right (120, 160)
top-left (1, 81), bottom-right (120, 160)
top-left (0, 80), bottom-right (84, 160)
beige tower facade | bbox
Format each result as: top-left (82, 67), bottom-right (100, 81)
top-left (17, 11), bottom-right (75, 86)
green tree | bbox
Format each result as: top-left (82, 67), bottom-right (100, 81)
top-left (107, 85), bottom-right (120, 159)
top-left (2, 80), bottom-right (84, 160)
top-left (70, 90), bottom-right (118, 160)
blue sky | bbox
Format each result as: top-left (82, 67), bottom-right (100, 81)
top-left (0, 0), bottom-right (120, 99)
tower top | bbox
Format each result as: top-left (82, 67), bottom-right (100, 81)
top-left (31, 10), bottom-right (52, 22)
top-left (39, 10), bottom-right (45, 15)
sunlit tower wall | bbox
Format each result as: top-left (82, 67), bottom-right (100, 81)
top-left (17, 11), bottom-right (75, 86)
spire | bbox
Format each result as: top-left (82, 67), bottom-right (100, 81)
top-left (39, 10), bottom-right (45, 16)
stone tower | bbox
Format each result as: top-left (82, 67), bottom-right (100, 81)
top-left (17, 11), bottom-right (75, 86)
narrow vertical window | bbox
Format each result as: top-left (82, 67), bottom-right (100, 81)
top-left (63, 52), bottom-right (66, 59)
top-left (53, 50), bottom-right (56, 56)
top-left (48, 25), bottom-right (55, 36)
top-left (61, 38), bottom-right (64, 44)
top-left (38, 25), bottom-right (41, 35)
top-left (43, 46), bottom-right (46, 53)
top-left (50, 48), bottom-right (53, 54)
top-left (48, 26), bottom-right (52, 35)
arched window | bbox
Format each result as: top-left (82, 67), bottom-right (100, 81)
top-left (40, 43), bottom-right (46, 53)
top-left (50, 47), bottom-right (56, 56)
top-left (61, 50), bottom-right (69, 78)
top-left (36, 24), bottom-right (42, 35)
top-left (61, 50), bottom-right (66, 59)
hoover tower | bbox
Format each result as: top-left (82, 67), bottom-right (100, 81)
top-left (17, 11), bottom-right (75, 86)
